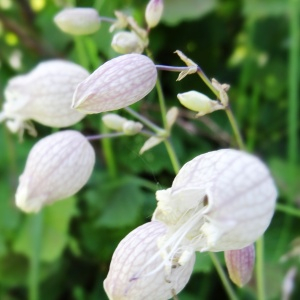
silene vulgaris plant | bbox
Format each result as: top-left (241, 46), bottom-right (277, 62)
top-left (0, 0), bottom-right (279, 299)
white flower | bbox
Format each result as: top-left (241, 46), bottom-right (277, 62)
top-left (145, 0), bottom-right (164, 29)
top-left (72, 54), bottom-right (157, 114)
top-left (104, 221), bottom-right (195, 300)
top-left (16, 130), bottom-right (95, 213)
top-left (0, 60), bottom-right (88, 136)
top-left (152, 149), bottom-right (277, 264)
top-left (54, 7), bottom-right (100, 35)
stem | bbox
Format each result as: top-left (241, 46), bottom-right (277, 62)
top-left (225, 108), bottom-right (245, 150)
top-left (209, 253), bottom-right (239, 300)
top-left (74, 36), bottom-right (89, 69)
top-left (99, 16), bottom-right (116, 23)
top-left (276, 203), bottom-right (300, 218)
top-left (156, 65), bottom-right (192, 72)
top-left (86, 132), bottom-right (125, 141)
top-left (164, 139), bottom-right (181, 174)
top-left (100, 121), bottom-right (117, 179)
top-left (256, 237), bottom-right (265, 300)
top-left (29, 212), bottom-right (43, 300)
top-left (155, 79), bottom-right (168, 129)
top-left (124, 107), bottom-right (164, 134)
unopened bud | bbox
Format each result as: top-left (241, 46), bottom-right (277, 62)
top-left (145, 0), bottom-right (164, 29)
top-left (225, 244), bottom-right (255, 287)
top-left (122, 120), bottom-right (143, 135)
top-left (111, 31), bottom-right (144, 54)
top-left (0, 60), bottom-right (88, 136)
top-left (102, 113), bottom-right (127, 131)
top-left (177, 90), bottom-right (224, 117)
top-left (15, 130), bottom-right (95, 213)
top-left (54, 7), bottom-right (100, 35)
top-left (166, 106), bottom-right (179, 130)
top-left (72, 54), bottom-right (157, 114)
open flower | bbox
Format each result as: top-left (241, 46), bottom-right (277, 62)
top-left (72, 54), bottom-right (157, 113)
top-left (104, 221), bottom-right (195, 300)
top-left (152, 149), bottom-right (277, 267)
top-left (0, 60), bottom-right (88, 136)
top-left (16, 130), bottom-right (95, 213)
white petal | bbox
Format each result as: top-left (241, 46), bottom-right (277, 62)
top-left (104, 221), bottom-right (195, 300)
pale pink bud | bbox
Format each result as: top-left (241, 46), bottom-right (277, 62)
top-left (153, 149), bottom-right (277, 258)
top-left (145, 0), bottom-right (164, 29)
top-left (72, 54), bottom-right (157, 113)
top-left (104, 221), bottom-right (195, 300)
top-left (54, 8), bottom-right (100, 35)
top-left (16, 130), bottom-right (95, 213)
top-left (0, 60), bottom-right (88, 135)
top-left (224, 244), bottom-right (255, 287)
top-left (111, 31), bottom-right (144, 54)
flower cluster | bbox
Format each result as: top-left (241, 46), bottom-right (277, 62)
top-left (104, 149), bottom-right (277, 298)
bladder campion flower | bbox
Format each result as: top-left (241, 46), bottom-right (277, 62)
top-left (54, 7), bottom-right (101, 35)
top-left (104, 221), bottom-right (195, 300)
top-left (152, 149), bottom-right (277, 267)
top-left (15, 130), bottom-right (95, 213)
top-left (72, 54), bottom-right (157, 113)
top-left (0, 60), bottom-right (88, 136)
top-left (111, 31), bottom-right (144, 54)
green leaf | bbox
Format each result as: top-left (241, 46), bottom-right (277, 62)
top-left (96, 180), bottom-right (145, 228)
top-left (12, 196), bottom-right (77, 262)
top-left (193, 252), bottom-right (213, 273)
top-left (163, 0), bottom-right (217, 26)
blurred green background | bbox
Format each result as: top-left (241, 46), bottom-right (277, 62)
top-left (0, 0), bottom-right (299, 299)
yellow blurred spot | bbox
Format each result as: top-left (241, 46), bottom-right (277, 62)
top-left (5, 32), bottom-right (18, 46)
top-left (30, 0), bottom-right (45, 12)
top-left (0, 0), bottom-right (12, 10)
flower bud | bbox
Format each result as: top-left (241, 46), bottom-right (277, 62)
top-left (104, 221), bottom-right (195, 299)
top-left (224, 244), bottom-right (255, 287)
top-left (54, 7), bottom-right (100, 35)
top-left (153, 149), bottom-right (277, 260)
top-left (72, 54), bottom-right (157, 114)
top-left (122, 120), bottom-right (143, 135)
top-left (111, 31), bottom-right (144, 54)
top-left (16, 130), bottom-right (95, 213)
top-left (145, 0), bottom-right (164, 29)
top-left (102, 113), bottom-right (127, 131)
top-left (0, 60), bottom-right (88, 136)
top-left (177, 90), bottom-right (224, 116)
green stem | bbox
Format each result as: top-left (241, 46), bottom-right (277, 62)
top-left (86, 132), bottom-right (126, 141)
top-left (124, 107), bottom-right (165, 134)
top-left (225, 108), bottom-right (245, 150)
top-left (155, 78), bottom-right (168, 129)
top-left (74, 36), bottom-right (89, 69)
top-left (288, 0), bottom-right (299, 167)
top-left (29, 212), bottom-right (43, 300)
top-left (256, 237), bottom-right (265, 300)
top-left (276, 203), bottom-right (300, 218)
top-left (100, 122), bottom-right (117, 179)
top-left (164, 139), bottom-right (181, 174)
top-left (209, 253), bottom-right (239, 300)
